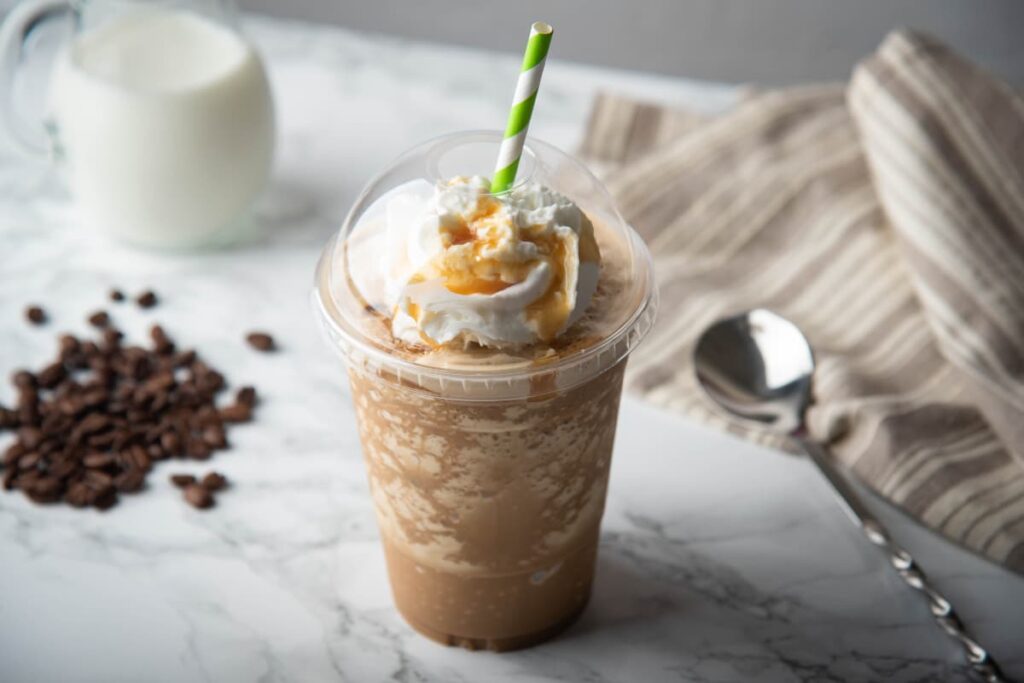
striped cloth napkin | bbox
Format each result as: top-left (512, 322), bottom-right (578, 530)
top-left (579, 31), bottom-right (1024, 573)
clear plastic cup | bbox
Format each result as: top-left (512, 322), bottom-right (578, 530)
top-left (313, 131), bottom-right (656, 651)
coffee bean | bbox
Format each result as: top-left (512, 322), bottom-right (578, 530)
top-left (25, 306), bottom-right (47, 325)
top-left (109, 289), bottom-right (125, 303)
top-left (93, 487), bottom-right (118, 510)
top-left (84, 469), bottom-right (114, 489)
top-left (0, 405), bottom-right (17, 429)
top-left (127, 445), bottom-right (152, 472)
top-left (219, 403), bottom-right (251, 423)
top-left (59, 334), bottom-right (80, 357)
top-left (160, 431), bottom-right (182, 457)
top-left (170, 473), bottom-right (196, 488)
top-left (77, 413), bottom-right (111, 436)
top-left (186, 438), bottom-right (211, 460)
top-left (149, 325), bottom-right (175, 355)
top-left (13, 370), bottom-right (36, 389)
top-left (136, 290), bottom-right (158, 308)
top-left (83, 452), bottom-right (115, 469)
top-left (245, 332), bottom-right (275, 352)
top-left (115, 469), bottom-right (145, 493)
top-left (49, 458), bottom-right (78, 480)
top-left (183, 484), bottom-right (213, 509)
top-left (201, 424), bottom-right (227, 450)
top-left (65, 482), bottom-right (92, 507)
top-left (28, 477), bottom-right (62, 503)
top-left (19, 427), bottom-right (43, 450)
top-left (3, 442), bottom-right (25, 467)
top-left (37, 362), bottom-right (67, 389)
top-left (87, 311), bottom-right (110, 328)
top-left (236, 386), bottom-right (257, 408)
top-left (18, 452), bottom-right (41, 471)
top-left (200, 471), bottom-right (227, 492)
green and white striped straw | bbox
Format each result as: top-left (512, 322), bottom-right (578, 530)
top-left (491, 21), bottom-right (553, 194)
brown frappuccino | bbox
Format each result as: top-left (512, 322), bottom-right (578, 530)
top-left (314, 133), bottom-right (655, 650)
top-left (350, 360), bottom-right (625, 650)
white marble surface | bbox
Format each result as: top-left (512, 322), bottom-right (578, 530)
top-left (1, 15), bottom-right (1022, 683)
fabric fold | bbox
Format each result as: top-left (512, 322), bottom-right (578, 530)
top-left (579, 30), bottom-right (1024, 573)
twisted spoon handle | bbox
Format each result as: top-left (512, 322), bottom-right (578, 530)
top-left (795, 437), bottom-right (1007, 683)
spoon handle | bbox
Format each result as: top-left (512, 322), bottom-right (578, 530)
top-left (795, 437), bottom-right (1007, 683)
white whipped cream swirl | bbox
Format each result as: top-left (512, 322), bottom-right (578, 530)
top-left (348, 176), bottom-right (601, 348)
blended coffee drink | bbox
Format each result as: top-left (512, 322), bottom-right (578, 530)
top-left (314, 132), bottom-right (655, 651)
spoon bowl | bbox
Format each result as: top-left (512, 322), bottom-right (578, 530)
top-left (693, 309), bottom-right (814, 435)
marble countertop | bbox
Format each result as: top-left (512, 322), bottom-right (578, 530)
top-left (1, 15), bottom-right (1022, 683)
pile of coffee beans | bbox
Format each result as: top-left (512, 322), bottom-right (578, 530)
top-left (1, 292), bottom-right (259, 511)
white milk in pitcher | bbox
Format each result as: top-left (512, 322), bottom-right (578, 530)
top-left (49, 10), bottom-right (275, 248)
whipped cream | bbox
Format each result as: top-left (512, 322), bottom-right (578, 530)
top-left (348, 176), bottom-right (601, 348)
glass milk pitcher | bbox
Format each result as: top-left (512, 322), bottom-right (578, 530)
top-left (0, 0), bottom-right (275, 248)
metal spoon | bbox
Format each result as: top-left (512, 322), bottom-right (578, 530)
top-left (694, 309), bottom-right (1006, 683)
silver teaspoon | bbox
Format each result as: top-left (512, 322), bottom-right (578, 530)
top-left (694, 308), bottom-right (1006, 683)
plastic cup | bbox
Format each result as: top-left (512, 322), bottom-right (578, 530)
top-left (313, 131), bottom-right (656, 651)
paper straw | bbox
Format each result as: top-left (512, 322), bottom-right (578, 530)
top-left (491, 22), bottom-right (553, 194)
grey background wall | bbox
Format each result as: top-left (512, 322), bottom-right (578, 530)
top-left (0, 0), bottom-right (1020, 86)
top-left (239, 0), bottom-right (1024, 86)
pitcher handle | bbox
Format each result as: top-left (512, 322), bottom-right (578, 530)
top-left (0, 0), bottom-right (71, 160)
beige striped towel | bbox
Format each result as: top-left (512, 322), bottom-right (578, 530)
top-left (579, 31), bottom-right (1024, 573)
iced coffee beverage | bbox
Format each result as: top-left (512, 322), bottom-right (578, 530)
top-left (314, 133), bottom-right (655, 651)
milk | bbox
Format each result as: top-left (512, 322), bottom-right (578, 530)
top-left (48, 10), bottom-right (275, 248)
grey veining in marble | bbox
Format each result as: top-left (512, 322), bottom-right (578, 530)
top-left (1, 15), bottom-right (1022, 683)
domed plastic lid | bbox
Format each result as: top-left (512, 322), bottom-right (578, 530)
top-left (313, 131), bottom-right (656, 400)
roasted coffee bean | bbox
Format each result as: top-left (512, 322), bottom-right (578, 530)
top-left (219, 403), bottom-right (251, 423)
top-left (186, 438), bottom-right (211, 460)
top-left (183, 483), bottom-right (213, 509)
top-left (109, 289), bottom-right (125, 302)
top-left (59, 334), bottom-right (80, 357)
top-left (56, 395), bottom-right (83, 417)
top-left (3, 442), bottom-right (25, 467)
top-left (200, 471), bottom-right (227, 492)
top-left (13, 370), bottom-right (36, 389)
top-left (77, 413), bottom-right (111, 436)
top-left (136, 290), bottom-right (158, 308)
top-left (245, 332), bottom-right (275, 352)
top-left (160, 431), bottom-right (182, 457)
top-left (17, 400), bottom-right (39, 427)
top-left (87, 311), bottom-right (110, 328)
top-left (49, 458), bottom-right (78, 479)
top-left (83, 452), bottom-right (116, 469)
top-left (196, 370), bottom-right (225, 394)
top-left (18, 452), bottom-right (41, 471)
top-left (149, 325), bottom-right (175, 355)
top-left (19, 427), bottom-right (43, 450)
top-left (115, 469), bottom-right (145, 493)
top-left (127, 445), bottom-right (152, 472)
top-left (65, 481), bottom-right (92, 507)
top-left (201, 424), bottom-right (227, 450)
top-left (93, 487), bottom-right (118, 510)
top-left (236, 386), bottom-right (257, 407)
top-left (28, 477), bottom-right (62, 503)
top-left (170, 473), bottom-right (196, 488)
top-left (25, 305), bottom-right (47, 325)
top-left (37, 362), bottom-right (67, 389)
top-left (174, 349), bottom-right (196, 368)
top-left (84, 469), bottom-right (114, 490)
top-left (0, 405), bottom-right (18, 429)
